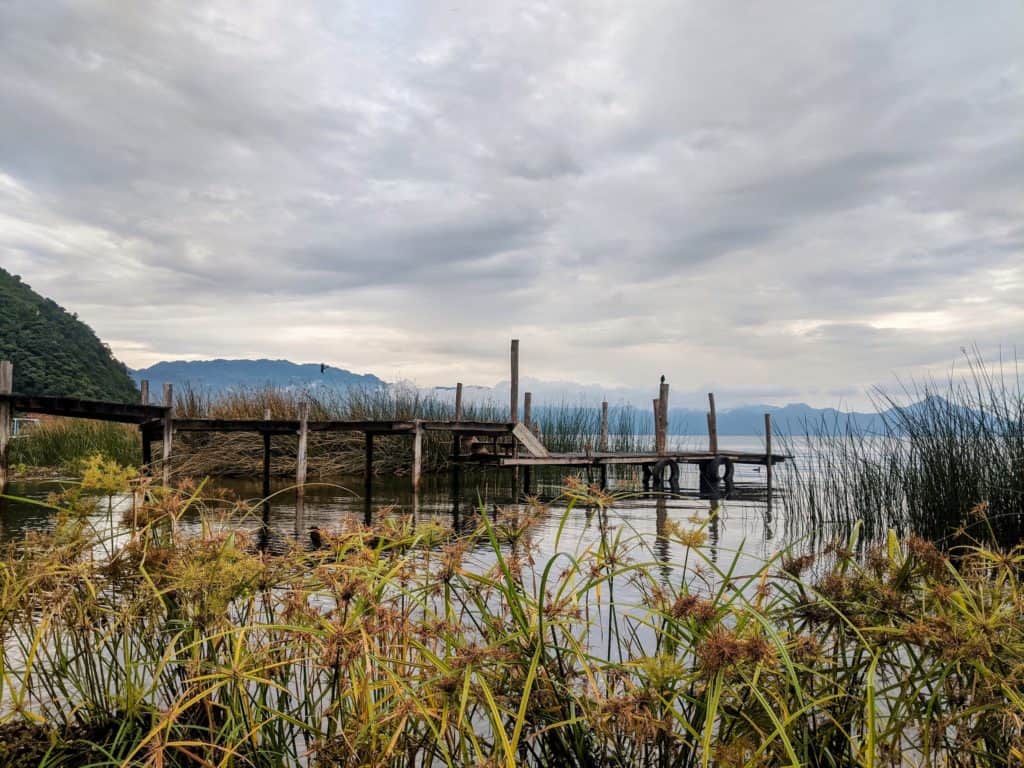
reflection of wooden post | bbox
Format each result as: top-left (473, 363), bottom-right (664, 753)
top-left (412, 420), bottom-right (423, 493)
top-left (296, 401), bottom-right (309, 489)
top-left (162, 383), bottom-right (174, 486)
top-left (600, 401), bottom-right (609, 452)
top-left (510, 339), bottom-right (519, 423)
top-left (262, 407), bottom-right (272, 499)
top-left (707, 392), bottom-right (718, 453)
top-left (454, 382), bottom-right (464, 421)
top-left (0, 361), bottom-right (12, 495)
top-left (765, 412), bottom-right (773, 508)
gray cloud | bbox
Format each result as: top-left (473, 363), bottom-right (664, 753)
top-left (0, 0), bottom-right (1021, 407)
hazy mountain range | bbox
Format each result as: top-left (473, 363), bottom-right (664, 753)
top-left (129, 358), bottom-right (903, 435)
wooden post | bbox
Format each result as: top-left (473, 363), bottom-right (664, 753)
top-left (708, 392), bottom-right (718, 454)
top-left (764, 412), bottom-right (773, 509)
top-left (262, 407), bottom-right (272, 499)
top-left (652, 398), bottom-right (663, 455)
top-left (0, 361), bottom-right (12, 495)
top-left (296, 401), bottom-right (309, 490)
top-left (454, 382), bottom-right (464, 421)
top-left (411, 420), bottom-right (423, 494)
top-left (600, 400), bottom-right (609, 452)
top-left (659, 381), bottom-right (670, 454)
top-left (510, 339), bottom-right (519, 423)
top-left (364, 432), bottom-right (374, 497)
top-left (523, 392), bottom-right (532, 429)
top-left (139, 381), bottom-right (152, 473)
top-left (161, 383), bottom-right (174, 486)
top-left (140, 379), bottom-right (150, 405)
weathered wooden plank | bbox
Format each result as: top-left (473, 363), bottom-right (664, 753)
top-left (1, 394), bottom-right (167, 424)
top-left (0, 361), bottom-right (12, 494)
top-left (512, 422), bottom-right (550, 458)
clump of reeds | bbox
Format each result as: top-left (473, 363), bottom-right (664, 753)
top-left (0, 462), bottom-right (1021, 765)
top-left (783, 350), bottom-right (1024, 547)
top-left (8, 418), bottom-right (141, 474)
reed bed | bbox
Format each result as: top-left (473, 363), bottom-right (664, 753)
top-left (8, 418), bottom-right (141, 473)
top-left (0, 463), bottom-right (1021, 765)
top-left (781, 352), bottom-right (1024, 547)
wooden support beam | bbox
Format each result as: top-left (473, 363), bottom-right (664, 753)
top-left (262, 407), bottom-right (272, 499)
top-left (162, 383), bottom-right (174, 486)
top-left (523, 391), bottom-right (532, 429)
top-left (765, 412), bottom-right (773, 510)
top-left (652, 398), bottom-right (662, 455)
top-left (0, 361), bottom-right (12, 495)
top-left (600, 400), bottom-right (609, 452)
top-left (454, 382), bottom-right (463, 421)
top-left (510, 339), bottom-right (520, 423)
top-left (140, 380), bottom-right (149, 405)
top-left (707, 392), bottom-right (718, 454)
top-left (296, 401), bottom-right (309, 489)
top-left (411, 420), bottom-right (423, 493)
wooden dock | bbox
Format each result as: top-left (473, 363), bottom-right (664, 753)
top-left (0, 341), bottom-right (789, 499)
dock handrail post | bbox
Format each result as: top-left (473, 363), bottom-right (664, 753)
top-left (161, 383), bottom-right (174, 487)
top-left (600, 400), bottom-right (609, 452)
top-left (0, 361), bottom-right (12, 495)
top-left (296, 401), bottom-right (309, 490)
top-left (510, 339), bottom-right (519, 423)
top-left (262, 407), bottom-right (272, 499)
top-left (412, 420), bottom-right (423, 494)
top-left (454, 382), bottom-right (464, 421)
top-left (707, 392), bottom-right (718, 454)
top-left (764, 412), bottom-right (773, 510)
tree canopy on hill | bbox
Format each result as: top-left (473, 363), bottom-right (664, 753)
top-left (0, 268), bottom-right (138, 401)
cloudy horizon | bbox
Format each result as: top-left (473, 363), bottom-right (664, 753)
top-left (1, 2), bottom-right (1021, 409)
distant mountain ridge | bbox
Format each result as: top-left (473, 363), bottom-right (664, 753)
top-left (131, 359), bottom-right (384, 394)
top-left (0, 267), bottom-right (138, 400)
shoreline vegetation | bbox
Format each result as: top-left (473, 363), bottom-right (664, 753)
top-left (0, 471), bottom-right (1021, 765)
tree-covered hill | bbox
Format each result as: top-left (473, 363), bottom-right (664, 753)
top-left (0, 268), bottom-right (138, 401)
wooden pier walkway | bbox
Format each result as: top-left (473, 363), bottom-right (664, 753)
top-left (0, 343), bottom-right (789, 498)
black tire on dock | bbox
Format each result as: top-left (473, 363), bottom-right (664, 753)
top-left (651, 458), bottom-right (680, 490)
top-left (703, 456), bottom-right (735, 493)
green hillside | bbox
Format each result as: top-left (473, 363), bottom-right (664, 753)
top-left (0, 268), bottom-right (138, 401)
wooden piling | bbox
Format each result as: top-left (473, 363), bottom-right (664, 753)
top-left (600, 400), bottom-right (609, 452)
top-left (0, 361), bottom-right (12, 495)
top-left (653, 398), bottom-right (663, 455)
top-left (707, 392), bottom-right (718, 454)
top-left (262, 407), bottom-right (272, 499)
top-left (523, 392), bottom-right (532, 429)
top-left (162, 383), bottom-right (174, 486)
top-left (412, 420), bottom-right (423, 493)
top-left (510, 339), bottom-right (520, 423)
top-left (140, 380), bottom-right (149, 405)
top-left (659, 381), bottom-right (670, 454)
top-left (296, 401), bottom-right (309, 489)
top-left (138, 381), bottom-right (152, 474)
top-left (454, 382), bottom-right (464, 421)
top-left (764, 412), bottom-right (773, 509)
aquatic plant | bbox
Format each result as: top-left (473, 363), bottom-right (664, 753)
top-left (0, 464), bottom-right (1021, 765)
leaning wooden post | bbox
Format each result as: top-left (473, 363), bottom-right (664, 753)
top-left (0, 361), bottom-right (12, 495)
top-left (600, 400), bottom-right (609, 452)
top-left (707, 392), bottom-right (718, 454)
top-left (262, 407), bottom-right (272, 499)
top-left (764, 412), bottom-right (773, 509)
top-left (510, 339), bottom-right (520, 423)
top-left (411, 420), bottom-right (423, 494)
top-left (296, 401), bottom-right (309, 490)
top-left (161, 383), bottom-right (174, 486)
top-left (454, 382), bottom-right (464, 421)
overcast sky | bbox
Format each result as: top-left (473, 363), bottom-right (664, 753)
top-left (1, 2), bottom-right (1021, 408)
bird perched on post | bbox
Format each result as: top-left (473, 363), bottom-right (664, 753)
top-left (320, 363), bottom-right (325, 374)
top-left (660, 375), bottom-right (665, 384)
